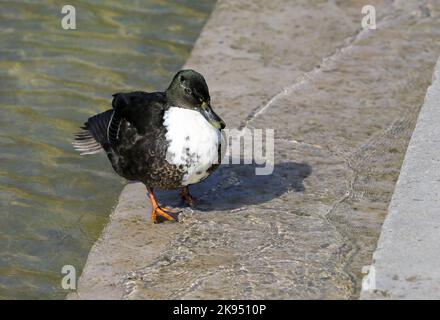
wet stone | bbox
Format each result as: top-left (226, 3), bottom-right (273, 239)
top-left (69, 0), bottom-right (440, 299)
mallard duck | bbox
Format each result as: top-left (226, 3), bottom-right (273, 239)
top-left (73, 70), bottom-right (226, 223)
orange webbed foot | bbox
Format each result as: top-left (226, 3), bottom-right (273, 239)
top-left (147, 187), bottom-right (180, 224)
top-left (151, 206), bottom-right (180, 224)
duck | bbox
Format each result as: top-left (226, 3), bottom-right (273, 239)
top-left (73, 70), bottom-right (226, 223)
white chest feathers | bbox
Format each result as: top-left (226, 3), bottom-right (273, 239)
top-left (163, 107), bottom-right (225, 186)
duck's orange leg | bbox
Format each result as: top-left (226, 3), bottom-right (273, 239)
top-left (180, 186), bottom-right (197, 208)
top-left (147, 187), bottom-right (180, 223)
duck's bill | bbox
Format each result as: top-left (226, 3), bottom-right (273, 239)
top-left (200, 102), bottom-right (226, 129)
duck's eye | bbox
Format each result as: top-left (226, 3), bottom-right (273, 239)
top-left (184, 88), bottom-right (192, 95)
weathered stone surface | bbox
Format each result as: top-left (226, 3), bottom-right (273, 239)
top-left (69, 0), bottom-right (440, 299)
top-left (361, 57), bottom-right (440, 300)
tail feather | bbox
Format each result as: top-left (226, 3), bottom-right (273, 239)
top-left (73, 110), bottom-right (114, 155)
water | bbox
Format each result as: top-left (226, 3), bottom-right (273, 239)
top-left (0, 0), bottom-right (215, 299)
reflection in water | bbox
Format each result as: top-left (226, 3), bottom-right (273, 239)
top-left (0, 0), bottom-right (215, 299)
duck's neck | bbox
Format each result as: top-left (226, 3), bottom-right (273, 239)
top-left (165, 84), bottom-right (180, 107)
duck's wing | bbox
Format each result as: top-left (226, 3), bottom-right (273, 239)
top-left (73, 91), bottom-right (166, 155)
top-left (111, 91), bottom-right (167, 136)
top-left (73, 109), bottom-right (115, 155)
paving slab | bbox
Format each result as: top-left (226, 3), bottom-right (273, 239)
top-left (69, 0), bottom-right (440, 299)
top-left (360, 57), bottom-right (440, 300)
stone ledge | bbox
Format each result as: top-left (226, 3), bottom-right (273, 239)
top-left (68, 0), bottom-right (440, 299)
top-left (361, 57), bottom-right (440, 300)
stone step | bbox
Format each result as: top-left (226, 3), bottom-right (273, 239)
top-left (69, 0), bottom-right (440, 299)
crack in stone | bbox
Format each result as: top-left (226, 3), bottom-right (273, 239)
top-left (238, 5), bottom-right (405, 133)
top-left (238, 27), bottom-right (382, 131)
top-left (275, 138), bottom-right (324, 150)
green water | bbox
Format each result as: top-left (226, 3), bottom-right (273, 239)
top-left (0, 0), bottom-right (215, 299)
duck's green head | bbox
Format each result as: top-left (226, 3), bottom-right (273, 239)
top-left (166, 69), bottom-right (226, 130)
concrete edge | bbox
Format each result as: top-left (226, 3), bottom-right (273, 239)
top-left (361, 56), bottom-right (440, 299)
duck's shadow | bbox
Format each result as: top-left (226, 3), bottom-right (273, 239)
top-left (155, 161), bottom-right (312, 212)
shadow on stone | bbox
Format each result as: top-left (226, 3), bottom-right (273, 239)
top-left (155, 161), bottom-right (312, 211)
